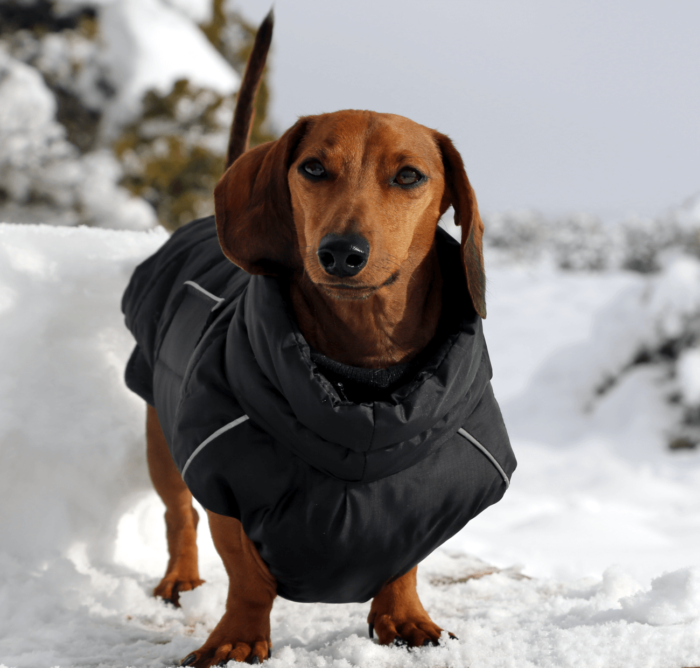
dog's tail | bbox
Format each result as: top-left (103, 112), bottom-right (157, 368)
top-left (225, 9), bottom-right (274, 169)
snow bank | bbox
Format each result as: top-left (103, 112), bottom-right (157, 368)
top-left (448, 250), bottom-right (700, 584)
top-left (497, 254), bottom-right (700, 442)
top-left (1, 224), bottom-right (700, 667)
top-left (0, 223), bottom-right (166, 565)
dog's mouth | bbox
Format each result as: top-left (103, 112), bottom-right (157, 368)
top-left (317, 283), bottom-right (378, 301)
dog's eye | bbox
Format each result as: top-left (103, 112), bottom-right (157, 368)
top-left (302, 160), bottom-right (326, 178)
top-left (395, 167), bottom-right (423, 186)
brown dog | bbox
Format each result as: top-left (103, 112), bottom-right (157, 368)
top-left (143, 11), bottom-right (487, 666)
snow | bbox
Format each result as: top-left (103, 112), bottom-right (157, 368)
top-left (0, 0), bottom-right (242, 229)
top-left (1, 223), bottom-right (700, 667)
top-left (0, 47), bottom-right (58, 154)
top-left (678, 348), bottom-right (700, 406)
top-left (675, 192), bottom-right (700, 230)
top-left (162, 0), bottom-right (213, 24)
top-left (0, 50), bottom-right (157, 230)
top-left (0, 48), bottom-right (67, 202)
top-left (0, 224), bottom-right (167, 567)
top-left (100, 0), bottom-right (239, 134)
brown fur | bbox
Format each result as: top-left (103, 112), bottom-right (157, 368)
top-left (146, 405), bottom-right (203, 606)
top-left (145, 14), bottom-right (485, 667)
top-left (225, 10), bottom-right (274, 169)
top-left (215, 110), bottom-right (485, 366)
top-left (368, 566), bottom-right (445, 646)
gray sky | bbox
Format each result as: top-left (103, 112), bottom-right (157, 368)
top-left (233, 0), bottom-right (700, 219)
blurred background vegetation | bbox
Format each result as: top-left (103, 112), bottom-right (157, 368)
top-left (0, 0), bottom-right (275, 231)
top-left (114, 0), bottom-right (275, 230)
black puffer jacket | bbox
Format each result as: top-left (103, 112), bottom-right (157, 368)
top-left (123, 216), bottom-right (515, 604)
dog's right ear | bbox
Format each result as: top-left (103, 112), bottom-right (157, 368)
top-left (215, 119), bottom-right (310, 275)
top-left (433, 131), bottom-right (487, 319)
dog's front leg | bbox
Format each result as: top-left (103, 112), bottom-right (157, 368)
top-left (368, 566), bottom-right (447, 647)
top-left (147, 405), bottom-right (204, 606)
top-left (181, 512), bottom-right (276, 666)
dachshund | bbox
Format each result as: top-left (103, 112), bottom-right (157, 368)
top-left (139, 10), bottom-right (495, 666)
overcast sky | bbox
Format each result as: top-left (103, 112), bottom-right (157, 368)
top-left (233, 0), bottom-right (700, 219)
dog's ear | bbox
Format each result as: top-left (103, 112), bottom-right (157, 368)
top-left (215, 119), bottom-right (310, 275)
top-left (434, 132), bottom-right (486, 319)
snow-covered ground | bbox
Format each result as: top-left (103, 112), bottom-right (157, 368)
top-left (1, 222), bottom-right (700, 667)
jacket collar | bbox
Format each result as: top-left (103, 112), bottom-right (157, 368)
top-left (225, 228), bottom-right (491, 480)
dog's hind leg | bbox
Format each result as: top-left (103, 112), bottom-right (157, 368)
top-left (146, 404), bottom-right (204, 606)
top-left (368, 566), bottom-right (452, 647)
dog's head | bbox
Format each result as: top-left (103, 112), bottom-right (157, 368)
top-left (214, 110), bottom-right (486, 317)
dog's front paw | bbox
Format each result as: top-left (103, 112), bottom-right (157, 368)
top-left (180, 639), bottom-right (270, 666)
top-left (154, 574), bottom-right (205, 607)
top-left (368, 612), bottom-right (449, 648)
top-left (180, 608), bottom-right (272, 666)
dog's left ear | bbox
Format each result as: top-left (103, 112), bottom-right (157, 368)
top-left (215, 119), bottom-right (310, 275)
top-left (434, 132), bottom-right (486, 319)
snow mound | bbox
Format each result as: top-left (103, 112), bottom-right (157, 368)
top-left (0, 223), bottom-right (166, 565)
top-left (499, 254), bottom-right (700, 444)
top-left (621, 568), bottom-right (700, 626)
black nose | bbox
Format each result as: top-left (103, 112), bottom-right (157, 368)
top-left (317, 234), bottom-right (370, 277)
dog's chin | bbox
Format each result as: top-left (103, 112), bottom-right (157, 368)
top-left (313, 270), bottom-right (399, 301)
top-left (317, 284), bottom-right (377, 301)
